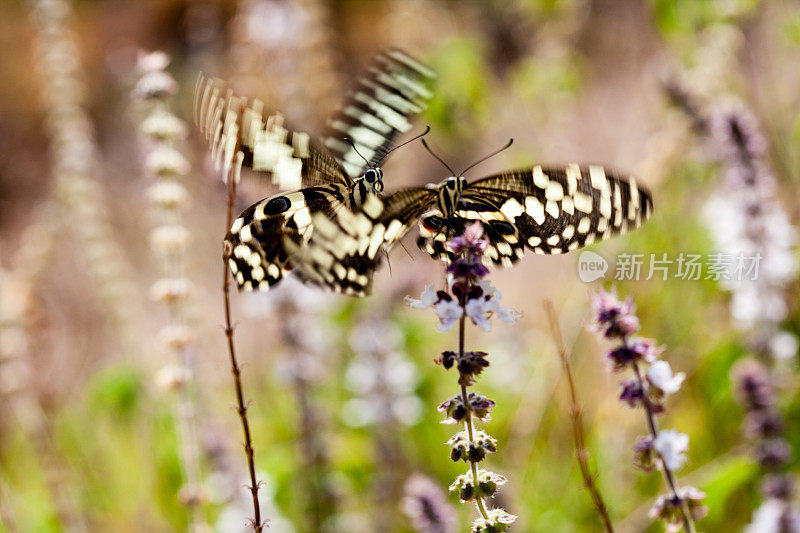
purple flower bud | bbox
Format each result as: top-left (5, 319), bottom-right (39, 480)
top-left (448, 221), bottom-right (488, 257)
top-left (437, 392), bottom-right (495, 424)
top-left (402, 475), bottom-right (457, 533)
top-left (649, 486), bottom-right (708, 527)
top-left (590, 289), bottom-right (629, 322)
top-left (619, 379), bottom-right (645, 408)
top-left (633, 436), bottom-right (657, 472)
top-left (605, 338), bottom-right (663, 371)
top-left (605, 314), bottom-right (641, 339)
top-left (733, 359), bottom-right (775, 411)
top-left (447, 260), bottom-right (490, 280)
top-left (761, 474), bottom-right (795, 501)
top-left (709, 101), bottom-right (767, 162)
top-left (746, 409), bottom-right (785, 439)
top-left (757, 438), bottom-right (792, 471)
top-left (438, 351), bottom-right (457, 370)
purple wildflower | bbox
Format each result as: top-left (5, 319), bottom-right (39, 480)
top-left (403, 475), bottom-right (457, 533)
top-left (448, 222), bottom-right (489, 257)
top-left (588, 289), bottom-right (701, 531)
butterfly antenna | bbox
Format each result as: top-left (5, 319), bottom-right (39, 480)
top-left (381, 247), bottom-right (393, 277)
top-left (421, 138), bottom-right (455, 175)
top-left (375, 125), bottom-right (431, 165)
top-left (344, 137), bottom-right (373, 169)
top-left (398, 240), bottom-right (414, 260)
top-left (458, 138), bottom-right (514, 176)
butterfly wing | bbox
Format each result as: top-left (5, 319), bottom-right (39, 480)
top-left (324, 49), bottom-right (436, 177)
top-left (195, 74), bottom-right (349, 189)
top-left (466, 164), bottom-right (653, 255)
top-left (287, 187), bottom-right (438, 296)
top-left (226, 184), bottom-right (349, 291)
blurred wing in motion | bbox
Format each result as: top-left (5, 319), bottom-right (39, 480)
top-left (226, 184), bottom-right (349, 291)
top-left (199, 49), bottom-right (436, 294)
top-left (195, 74), bottom-right (348, 190)
top-left (288, 188), bottom-right (438, 296)
top-left (324, 49), bottom-right (436, 177)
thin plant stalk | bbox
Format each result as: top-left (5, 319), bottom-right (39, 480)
top-left (544, 301), bottom-right (614, 533)
top-left (221, 155), bottom-right (263, 532)
top-left (457, 313), bottom-right (490, 521)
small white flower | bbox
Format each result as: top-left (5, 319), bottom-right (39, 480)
top-left (133, 70), bottom-right (178, 100)
top-left (475, 278), bottom-right (497, 298)
top-left (465, 297), bottom-right (493, 331)
top-left (141, 111), bottom-right (186, 141)
top-left (149, 277), bottom-right (192, 303)
top-left (137, 50), bottom-right (170, 72)
top-left (653, 429), bottom-right (689, 471)
top-left (647, 360), bottom-right (686, 395)
top-left (405, 284), bottom-right (438, 309)
top-left (147, 181), bottom-right (188, 210)
top-left (155, 364), bottom-right (190, 391)
top-left (150, 225), bottom-right (191, 253)
top-left (769, 331), bottom-right (798, 362)
top-left (745, 499), bottom-right (796, 533)
top-left (157, 324), bottom-right (195, 351)
top-left (435, 299), bottom-right (463, 333)
top-left (491, 291), bottom-right (520, 323)
top-left (145, 145), bottom-right (189, 177)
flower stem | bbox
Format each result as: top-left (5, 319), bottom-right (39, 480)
top-left (631, 360), bottom-right (695, 533)
top-left (458, 311), bottom-right (490, 521)
top-left (545, 302), bottom-right (615, 533)
top-left (222, 171), bottom-right (263, 532)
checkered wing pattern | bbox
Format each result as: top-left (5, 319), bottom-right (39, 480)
top-left (324, 49), bottom-right (436, 177)
top-left (288, 188), bottom-right (437, 295)
top-left (225, 184), bottom-right (349, 291)
top-left (462, 164), bottom-right (653, 256)
top-left (284, 165), bottom-right (652, 294)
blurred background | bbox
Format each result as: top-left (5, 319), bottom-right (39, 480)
top-left (2, 0), bottom-right (800, 531)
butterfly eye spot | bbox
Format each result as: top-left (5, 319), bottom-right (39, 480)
top-left (421, 215), bottom-right (444, 232)
top-left (489, 220), bottom-right (515, 235)
top-left (264, 196), bottom-right (292, 215)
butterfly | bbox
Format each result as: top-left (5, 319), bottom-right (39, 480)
top-left (194, 49), bottom-right (435, 292)
top-left (288, 142), bottom-right (654, 296)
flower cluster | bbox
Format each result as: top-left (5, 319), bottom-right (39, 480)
top-left (31, 0), bottom-right (142, 357)
top-left (407, 222), bottom-right (517, 533)
top-left (671, 81), bottom-right (800, 530)
top-left (132, 50), bottom-right (208, 528)
top-left (734, 359), bottom-right (800, 532)
top-left (702, 102), bottom-right (798, 336)
top-left (590, 288), bottom-right (706, 532)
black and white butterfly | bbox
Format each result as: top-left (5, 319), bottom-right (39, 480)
top-left (194, 49), bottom-right (435, 292)
top-left (289, 145), bottom-right (653, 296)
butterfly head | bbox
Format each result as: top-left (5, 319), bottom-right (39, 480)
top-left (361, 167), bottom-right (385, 193)
top-left (436, 175), bottom-right (467, 217)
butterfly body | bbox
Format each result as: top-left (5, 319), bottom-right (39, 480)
top-left (291, 163), bottom-right (653, 295)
